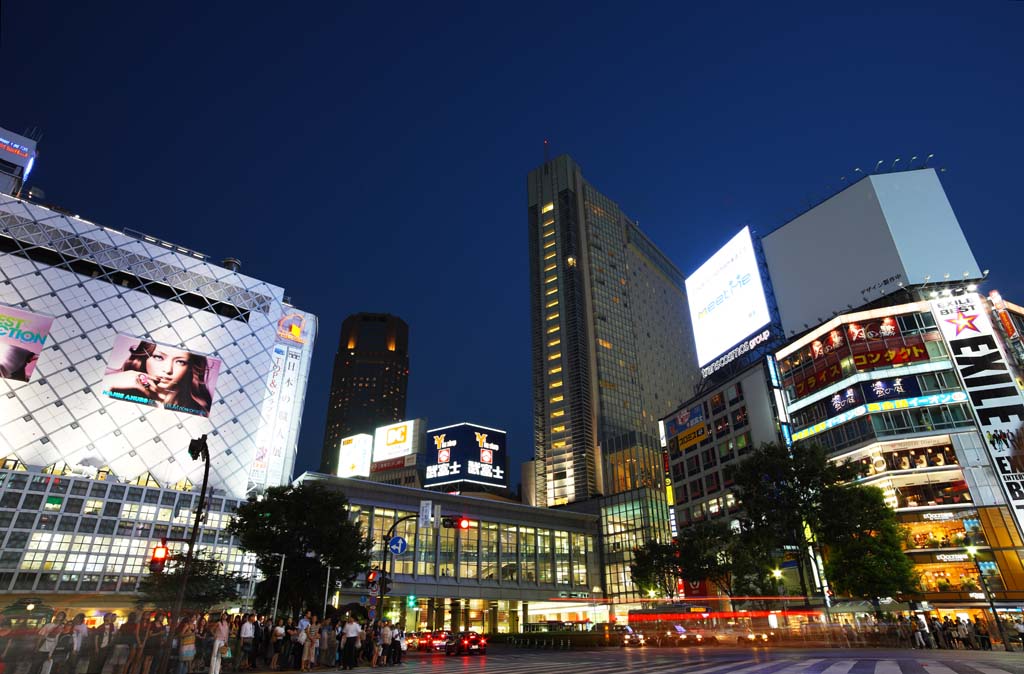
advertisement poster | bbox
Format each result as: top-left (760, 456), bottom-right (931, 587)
top-left (0, 304), bottom-right (54, 382)
top-left (338, 434), bottom-right (374, 478)
top-left (932, 294), bottom-right (1024, 538)
top-left (101, 335), bottom-right (221, 417)
top-left (424, 423), bottom-right (507, 488)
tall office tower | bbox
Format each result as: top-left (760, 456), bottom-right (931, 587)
top-left (527, 155), bottom-right (700, 598)
top-left (320, 313), bottom-right (409, 474)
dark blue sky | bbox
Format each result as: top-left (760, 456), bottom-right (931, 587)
top-left (4, 3), bottom-right (1022, 484)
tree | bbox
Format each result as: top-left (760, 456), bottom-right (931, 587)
top-left (676, 520), bottom-right (776, 604)
top-left (227, 482), bottom-right (372, 617)
top-left (629, 540), bottom-right (678, 599)
top-left (818, 484), bottom-right (918, 607)
top-left (729, 442), bottom-right (864, 600)
top-left (137, 551), bottom-right (244, 613)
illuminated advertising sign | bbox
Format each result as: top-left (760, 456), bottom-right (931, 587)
top-left (337, 434), bottom-right (373, 478)
top-left (932, 293), bottom-right (1024, 537)
top-left (791, 361), bottom-right (844, 399)
top-left (424, 423), bottom-right (508, 489)
top-left (792, 392), bottom-right (969, 442)
top-left (686, 227), bottom-right (772, 368)
top-left (373, 419), bottom-right (422, 462)
top-left (0, 304), bottom-right (53, 382)
top-left (825, 386), bottom-right (864, 418)
top-left (862, 376), bottom-right (921, 403)
top-left (846, 316), bottom-right (901, 343)
top-left (277, 313), bottom-right (306, 344)
top-left (101, 335), bottom-right (221, 417)
top-left (664, 404), bottom-right (707, 453)
top-left (852, 337), bottom-right (929, 371)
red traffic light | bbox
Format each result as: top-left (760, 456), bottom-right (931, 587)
top-left (366, 570), bottom-right (379, 583)
top-left (152, 545), bottom-right (168, 560)
top-left (457, 517), bottom-right (471, 530)
top-left (149, 543), bottom-right (169, 573)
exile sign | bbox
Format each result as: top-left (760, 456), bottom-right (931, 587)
top-left (933, 294), bottom-right (1024, 538)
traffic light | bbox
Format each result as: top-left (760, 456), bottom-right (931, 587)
top-left (149, 541), bottom-right (169, 573)
top-left (379, 573), bottom-right (392, 596)
top-left (188, 435), bottom-right (208, 461)
top-left (442, 516), bottom-right (472, 530)
top-left (366, 569), bottom-right (379, 584)
top-left (406, 595), bottom-right (417, 608)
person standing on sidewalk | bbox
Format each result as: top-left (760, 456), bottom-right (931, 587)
top-left (210, 614), bottom-right (230, 674)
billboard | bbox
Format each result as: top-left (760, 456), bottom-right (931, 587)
top-left (0, 304), bottom-right (53, 382)
top-left (100, 335), bottom-right (222, 417)
top-left (664, 404), bottom-right (707, 453)
top-left (424, 423), bottom-right (508, 488)
top-left (762, 170), bottom-right (982, 336)
top-left (337, 434), bottom-right (373, 478)
top-left (373, 419), bottom-right (422, 462)
top-left (685, 227), bottom-right (771, 368)
top-left (932, 293), bottom-right (1024, 538)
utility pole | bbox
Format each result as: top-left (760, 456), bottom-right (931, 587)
top-left (155, 435), bottom-right (211, 674)
top-left (271, 553), bottom-right (286, 621)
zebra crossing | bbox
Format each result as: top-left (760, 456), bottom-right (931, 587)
top-left (409, 650), bottom-right (1024, 674)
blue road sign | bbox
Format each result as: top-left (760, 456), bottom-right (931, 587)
top-left (388, 536), bottom-right (408, 555)
top-left (368, 608), bottom-right (376, 620)
top-left (359, 596), bottom-right (367, 605)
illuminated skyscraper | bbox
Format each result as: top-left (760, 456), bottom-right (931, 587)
top-left (527, 155), bottom-right (700, 597)
top-left (320, 313), bottom-right (409, 474)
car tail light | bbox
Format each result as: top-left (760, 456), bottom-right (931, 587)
top-left (481, 638), bottom-right (487, 645)
top-left (462, 640), bottom-right (468, 645)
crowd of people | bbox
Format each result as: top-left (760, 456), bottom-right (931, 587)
top-left (0, 610), bottom-right (408, 674)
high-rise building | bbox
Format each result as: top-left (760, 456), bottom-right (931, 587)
top-left (527, 155), bottom-right (699, 599)
top-left (0, 126), bottom-right (38, 197)
top-left (321, 313), bottom-right (409, 474)
top-left (0, 188), bottom-right (315, 610)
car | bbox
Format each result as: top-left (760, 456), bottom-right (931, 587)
top-left (419, 631), bottom-right (450, 652)
top-left (650, 625), bottom-right (713, 647)
top-left (445, 631), bottom-right (487, 655)
top-left (592, 622), bottom-right (645, 647)
top-left (405, 633), bottom-right (421, 651)
top-left (715, 628), bottom-right (770, 645)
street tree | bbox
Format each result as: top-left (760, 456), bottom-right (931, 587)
top-left (137, 550), bottom-right (244, 613)
top-left (818, 484), bottom-right (918, 608)
top-left (728, 442), bottom-right (864, 598)
top-left (228, 482), bottom-right (372, 617)
top-left (629, 540), bottom-right (678, 599)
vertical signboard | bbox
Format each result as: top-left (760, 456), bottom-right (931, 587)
top-left (932, 294), bottom-right (1024, 537)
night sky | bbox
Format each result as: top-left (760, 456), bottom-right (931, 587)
top-left (3, 3), bottom-right (1022, 487)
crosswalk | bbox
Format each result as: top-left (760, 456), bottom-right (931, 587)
top-left (411, 651), bottom-right (1024, 674)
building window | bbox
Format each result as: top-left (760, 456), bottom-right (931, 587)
top-left (541, 203), bottom-right (554, 214)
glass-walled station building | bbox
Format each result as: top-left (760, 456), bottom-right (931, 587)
top-left (299, 474), bottom-right (604, 633)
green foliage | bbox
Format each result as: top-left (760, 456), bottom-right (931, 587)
top-left (629, 540), bottom-right (678, 599)
top-left (137, 551), bottom-right (244, 613)
top-left (227, 482), bottom-right (372, 617)
top-left (818, 485), bottom-right (918, 601)
top-left (676, 520), bottom-right (776, 600)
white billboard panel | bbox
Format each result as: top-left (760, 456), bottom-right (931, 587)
top-left (763, 170), bottom-right (981, 337)
top-left (373, 419), bottom-right (421, 462)
top-left (685, 227), bottom-right (771, 367)
top-left (337, 433), bottom-right (373, 478)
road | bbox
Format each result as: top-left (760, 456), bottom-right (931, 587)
top-left (395, 645), bottom-right (1024, 674)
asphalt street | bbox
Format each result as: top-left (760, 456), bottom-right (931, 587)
top-left (379, 645), bottom-right (1024, 674)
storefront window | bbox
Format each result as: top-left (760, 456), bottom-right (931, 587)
top-left (438, 526), bottom-right (455, 578)
top-left (519, 527), bottom-right (536, 582)
top-left (900, 510), bottom-right (983, 549)
top-left (391, 510), bottom-right (416, 575)
top-left (500, 524), bottom-right (517, 582)
top-left (481, 522), bottom-right (499, 581)
top-left (537, 529), bottom-right (553, 584)
top-left (916, 560), bottom-right (985, 593)
top-left (894, 480), bottom-right (972, 508)
top-left (554, 531), bottom-right (570, 585)
top-left (571, 532), bottom-right (587, 587)
top-left (459, 521), bottom-right (478, 580)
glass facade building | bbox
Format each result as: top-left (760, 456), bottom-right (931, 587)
top-left (299, 474), bottom-right (603, 632)
top-left (526, 155), bottom-right (700, 600)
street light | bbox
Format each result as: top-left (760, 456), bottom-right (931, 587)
top-left (771, 568), bottom-right (783, 580)
top-left (966, 540), bottom-right (1013, 652)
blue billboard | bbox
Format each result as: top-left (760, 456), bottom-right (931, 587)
top-left (424, 423), bottom-right (508, 489)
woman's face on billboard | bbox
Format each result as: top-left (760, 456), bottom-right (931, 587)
top-left (145, 347), bottom-right (191, 390)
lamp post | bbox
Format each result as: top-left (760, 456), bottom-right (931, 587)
top-left (270, 553), bottom-right (286, 622)
top-left (966, 544), bottom-right (1012, 652)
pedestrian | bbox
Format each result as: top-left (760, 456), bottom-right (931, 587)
top-left (177, 617), bottom-right (196, 674)
top-left (91, 612), bottom-right (118, 674)
top-left (269, 618), bottom-right (285, 671)
top-left (33, 610), bottom-right (67, 674)
top-left (115, 613), bottom-right (141, 674)
top-left (339, 617), bottom-right (360, 671)
top-left (210, 614), bottom-right (231, 674)
top-left (51, 621), bottom-right (76, 674)
top-left (301, 616), bottom-right (318, 672)
top-left (390, 622), bottom-right (404, 666)
top-left (138, 614), bottom-right (166, 674)
top-left (975, 617), bottom-right (991, 650)
top-left (237, 615), bottom-right (255, 671)
top-left (319, 618), bottom-right (336, 667)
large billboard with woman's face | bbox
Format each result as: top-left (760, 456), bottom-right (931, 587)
top-left (0, 304), bottom-right (53, 382)
top-left (101, 335), bottom-right (222, 417)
